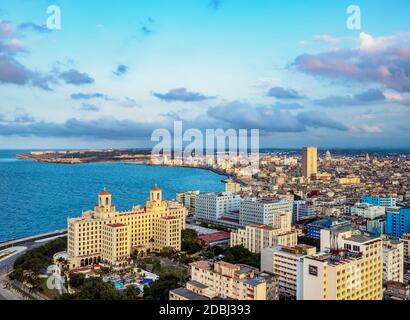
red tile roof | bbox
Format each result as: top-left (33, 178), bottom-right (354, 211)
top-left (199, 231), bottom-right (231, 244)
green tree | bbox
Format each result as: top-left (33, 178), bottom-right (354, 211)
top-left (122, 285), bottom-right (141, 300)
top-left (69, 273), bottom-right (86, 289)
top-left (181, 229), bottom-right (202, 254)
top-left (223, 245), bottom-right (260, 269)
top-left (143, 273), bottom-right (180, 300)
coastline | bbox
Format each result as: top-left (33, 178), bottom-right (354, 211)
top-left (16, 151), bottom-right (248, 186)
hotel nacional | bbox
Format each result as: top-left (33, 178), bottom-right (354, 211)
top-left (66, 186), bottom-right (187, 269)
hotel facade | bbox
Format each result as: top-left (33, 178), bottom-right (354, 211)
top-left (67, 186), bottom-right (187, 269)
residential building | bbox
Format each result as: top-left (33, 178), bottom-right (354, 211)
top-left (400, 232), bottom-right (410, 269)
top-left (67, 186), bottom-right (186, 269)
top-left (293, 200), bottom-right (315, 222)
top-left (195, 192), bottom-right (241, 227)
top-left (306, 219), bottom-right (351, 240)
top-left (225, 179), bottom-right (241, 193)
top-left (170, 260), bottom-right (279, 300)
top-left (240, 198), bottom-right (293, 227)
top-left (230, 222), bottom-right (298, 253)
top-left (350, 203), bottom-right (385, 219)
top-left (176, 190), bottom-right (200, 215)
top-left (386, 208), bottom-right (410, 238)
top-left (337, 176), bottom-right (361, 185)
top-left (361, 195), bottom-right (397, 208)
top-left (301, 146), bottom-right (317, 179)
top-left (382, 239), bottom-right (404, 283)
top-left (366, 218), bottom-right (385, 237)
top-left (261, 244), bottom-right (316, 300)
top-left (384, 281), bottom-right (410, 300)
top-left (303, 235), bottom-right (383, 300)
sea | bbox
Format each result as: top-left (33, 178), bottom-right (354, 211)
top-left (0, 150), bottom-right (226, 242)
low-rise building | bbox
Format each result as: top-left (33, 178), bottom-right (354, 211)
top-left (350, 203), bottom-right (385, 219)
top-left (293, 200), bottom-right (315, 222)
top-left (361, 195), bottom-right (397, 208)
top-left (384, 281), bottom-right (410, 300)
top-left (170, 260), bottom-right (279, 300)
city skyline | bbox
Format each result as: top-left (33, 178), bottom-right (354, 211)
top-left (1, 0), bottom-right (410, 149)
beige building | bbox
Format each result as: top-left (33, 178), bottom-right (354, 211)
top-left (400, 232), bottom-right (410, 269)
top-left (301, 146), bottom-right (317, 179)
top-left (225, 179), bottom-right (241, 193)
top-left (231, 211), bottom-right (297, 253)
top-left (67, 186), bottom-right (186, 269)
top-left (170, 260), bottom-right (279, 300)
top-left (261, 244), bottom-right (316, 300)
top-left (337, 176), bottom-right (361, 185)
top-left (382, 239), bottom-right (404, 283)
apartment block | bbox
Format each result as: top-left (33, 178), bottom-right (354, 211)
top-left (170, 260), bottom-right (279, 300)
top-left (303, 235), bottom-right (383, 300)
top-left (240, 198), bottom-right (293, 227)
top-left (382, 239), bottom-right (404, 283)
top-left (261, 244), bottom-right (316, 300)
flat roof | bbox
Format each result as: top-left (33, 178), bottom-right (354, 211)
top-left (170, 287), bottom-right (210, 300)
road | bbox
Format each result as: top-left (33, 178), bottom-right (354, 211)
top-left (0, 236), bottom-right (64, 300)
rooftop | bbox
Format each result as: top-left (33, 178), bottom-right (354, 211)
top-left (170, 287), bottom-right (211, 300)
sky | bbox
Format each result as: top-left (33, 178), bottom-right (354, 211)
top-left (1, 0), bottom-right (410, 149)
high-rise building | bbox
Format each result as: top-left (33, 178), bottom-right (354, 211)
top-left (261, 244), bottom-right (316, 300)
top-left (301, 146), bottom-right (317, 179)
top-left (239, 198), bottom-right (293, 227)
top-left (170, 260), bottom-right (279, 300)
top-left (386, 208), bottom-right (410, 238)
top-left (382, 239), bottom-right (404, 283)
top-left (400, 232), bottom-right (410, 270)
top-left (66, 186), bottom-right (186, 269)
top-left (194, 192), bottom-right (241, 227)
top-left (303, 235), bottom-right (383, 300)
top-left (325, 150), bottom-right (332, 162)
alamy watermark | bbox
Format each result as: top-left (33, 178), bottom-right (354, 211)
top-left (151, 121), bottom-right (260, 173)
top-left (346, 5), bottom-right (361, 30)
top-left (46, 5), bottom-right (61, 30)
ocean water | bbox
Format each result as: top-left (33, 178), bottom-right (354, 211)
top-left (0, 150), bottom-right (225, 242)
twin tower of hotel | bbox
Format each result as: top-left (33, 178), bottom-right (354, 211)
top-left (66, 186), bottom-right (187, 269)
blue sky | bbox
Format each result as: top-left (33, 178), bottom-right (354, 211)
top-left (1, 0), bottom-right (410, 149)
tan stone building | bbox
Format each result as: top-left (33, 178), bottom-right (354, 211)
top-left (231, 211), bottom-right (297, 253)
top-left (67, 186), bottom-right (186, 269)
top-left (170, 260), bottom-right (279, 300)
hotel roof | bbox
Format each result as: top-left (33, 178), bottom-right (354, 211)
top-left (106, 223), bottom-right (127, 228)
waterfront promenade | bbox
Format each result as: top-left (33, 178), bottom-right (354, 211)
top-left (0, 230), bottom-right (67, 300)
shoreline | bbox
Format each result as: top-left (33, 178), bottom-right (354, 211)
top-left (16, 152), bottom-right (248, 186)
